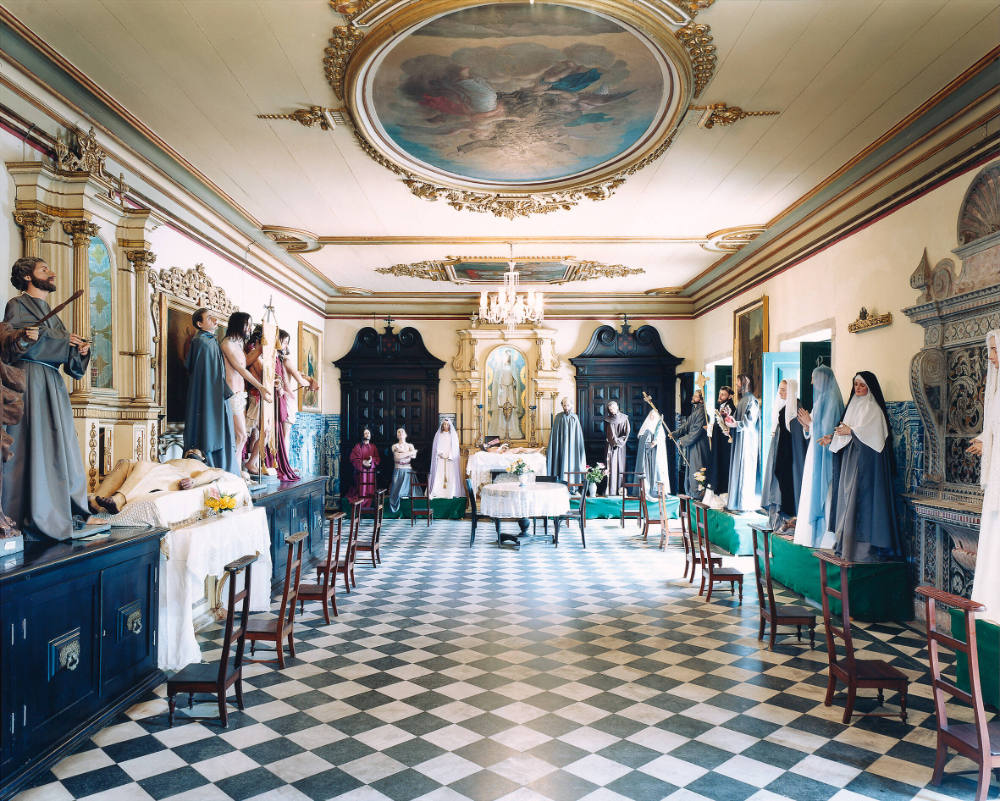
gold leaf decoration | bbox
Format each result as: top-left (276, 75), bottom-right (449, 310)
top-left (675, 23), bottom-right (717, 97)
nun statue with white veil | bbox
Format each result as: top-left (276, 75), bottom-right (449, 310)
top-left (970, 330), bottom-right (999, 622)
top-left (794, 366), bottom-right (844, 548)
top-left (760, 378), bottom-right (807, 531)
top-left (428, 419), bottom-right (462, 499)
top-left (828, 371), bottom-right (902, 562)
top-left (636, 406), bottom-right (670, 498)
top-left (726, 374), bottom-right (761, 512)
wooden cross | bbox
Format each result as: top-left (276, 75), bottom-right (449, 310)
top-left (384, 314), bottom-right (394, 328)
top-left (695, 372), bottom-right (709, 393)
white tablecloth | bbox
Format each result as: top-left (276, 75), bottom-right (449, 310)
top-left (158, 506), bottom-right (272, 671)
top-left (480, 482), bottom-right (570, 519)
top-left (466, 451), bottom-right (547, 493)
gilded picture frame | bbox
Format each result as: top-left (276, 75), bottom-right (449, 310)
top-left (297, 321), bottom-right (322, 413)
top-left (733, 296), bottom-right (769, 398)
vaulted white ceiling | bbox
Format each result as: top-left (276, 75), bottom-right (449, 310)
top-left (5, 0), bottom-right (999, 298)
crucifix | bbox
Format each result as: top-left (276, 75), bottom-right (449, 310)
top-left (384, 314), bottom-right (394, 329)
top-left (694, 371), bottom-right (712, 446)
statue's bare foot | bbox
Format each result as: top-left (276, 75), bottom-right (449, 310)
top-left (96, 496), bottom-right (120, 514)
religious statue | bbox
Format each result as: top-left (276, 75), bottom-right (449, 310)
top-left (184, 307), bottom-right (238, 475)
top-left (388, 427), bottom-right (417, 514)
top-left (3, 257), bottom-right (93, 540)
top-left (0, 321), bottom-right (37, 541)
top-left (348, 427), bottom-right (380, 506)
top-left (90, 451), bottom-right (229, 514)
top-left (429, 419), bottom-right (462, 498)
top-left (726, 374), bottom-right (760, 513)
top-left (636, 403), bottom-right (670, 498)
top-left (670, 389), bottom-right (710, 499)
top-left (220, 311), bottom-right (268, 476)
top-left (603, 400), bottom-right (630, 496)
top-left (705, 385), bottom-right (735, 507)
top-left (760, 379), bottom-right (807, 531)
top-left (547, 397), bottom-right (586, 485)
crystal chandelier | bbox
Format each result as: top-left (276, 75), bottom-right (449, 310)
top-left (478, 249), bottom-right (544, 332)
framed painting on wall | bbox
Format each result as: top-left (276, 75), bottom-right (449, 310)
top-left (733, 296), bottom-right (769, 399)
top-left (298, 322), bottom-right (322, 412)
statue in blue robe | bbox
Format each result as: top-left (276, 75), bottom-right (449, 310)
top-left (828, 371), bottom-right (901, 563)
top-left (546, 397), bottom-right (586, 486)
top-left (184, 314), bottom-right (238, 475)
top-left (2, 262), bottom-right (91, 540)
top-left (726, 375), bottom-right (760, 513)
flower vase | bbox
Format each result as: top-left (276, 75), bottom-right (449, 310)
top-left (519, 473), bottom-right (532, 487)
top-left (587, 482), bottom-right (597, 497)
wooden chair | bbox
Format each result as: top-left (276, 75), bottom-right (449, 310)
top-left (817, 550), bottom-right (908, 723)
top-left (677, 495), bottom-right (697, 577)
top-left (751, 524), bottom-right (816, 650)
top-left (620, 472), bottom-right (646, 529)
top-left (167, 553), bottom-right (257, 728)
top-left (466, 477), bottom-right (496, 547)
top-left (531, 475), bottom-right (558, 536)
top-left (358, 489), bottom-right (386, 567)
top-left (299, 513), bottom-right (344, 624)
top-left (409, 474), bottom-right (433, 527)
top-left (692, 501), bottom-right (742, 603)
top-left (247, 531), bottom-right (306, 669)
top-left (655, 482), bottom-right (670, 550)
top-left (554, 472), bottom-right (587, 548)
top-left (916, 586), bottom-right (999, 801)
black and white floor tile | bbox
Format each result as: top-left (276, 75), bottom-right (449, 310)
top-left (15, 517), bottom-right (992, 801)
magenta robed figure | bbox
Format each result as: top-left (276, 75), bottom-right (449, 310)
top-left (348, 427), bottom-right (380, 506)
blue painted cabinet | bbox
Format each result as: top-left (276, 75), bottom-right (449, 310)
top-left (0, 527), bottom-right (165, 800)
top-left (250, 477), bottom-right (328, 583)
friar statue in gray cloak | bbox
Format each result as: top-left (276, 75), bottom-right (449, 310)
top-left (726, 373), bottom-right (761, 513)
top-left (604, 400), bottom-right (631, 496)
top-left (671, 389), bottom-right (711, 499)
top-left (547, 396), bottom-right (586, 486)
top-left (2, 257), bottom-right (91, 540)
top-left (184, 307), bottom-right (238, 475)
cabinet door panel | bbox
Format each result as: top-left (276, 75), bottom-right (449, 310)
top-left (100, 555), bottom-right (156, 699)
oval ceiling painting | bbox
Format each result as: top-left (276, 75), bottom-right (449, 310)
top-left (360, 3), bottom-right (675, 187)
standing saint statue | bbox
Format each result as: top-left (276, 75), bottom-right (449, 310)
top-left (726, 374), bottom-right (760, 513)
top-left (184, 308), bottom-right (238, 475)
top-left (348, 427), bottom-right (380, 506)
top-left (490, 350), bottom-right (523, 441)
top-left (428, 419), bottom-right (462, 498)
top-left (0, 320), bottom-right (37, 540)
top-left (603, 400), bottom-right (631, 496)
top-left (671, 389), bottom-right (711, 499)
top-left (547, 397), bottom-right (586, 485)
top-left (3, 257), bottom-right (92, 540)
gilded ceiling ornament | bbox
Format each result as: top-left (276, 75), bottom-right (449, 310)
top-left (263, 228), bottom-right (321, 253)
top-left (691, 103), bottom-right (780, 128)
top-left (376, 261), bottom-right (446, 281)
top-left (257, 106), bottom-right (346, 130)
top-left (674, 23), bottom-right (716, 97)
top-left (376, 257), bottom-right (644, 284)
top-left (326, 1), bottom-right (707, 217)
top-left (148, 263), bottom-right (236, 318)
top-left (701, 225), bottom-right (766, 253)
top-left (54, 126), bottom-right (107, 177)
top-left (570, 261), bottom-right (644, 281)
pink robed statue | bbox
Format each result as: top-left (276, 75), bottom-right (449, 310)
top-left (348, 427), bottom-right (380, 506)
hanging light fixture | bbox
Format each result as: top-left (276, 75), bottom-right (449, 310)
top-left (478, 244), bottom-right (545, 332)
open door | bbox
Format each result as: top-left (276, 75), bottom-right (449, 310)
top-left (762, 351), bottom-right (801, 475)
top-left (799, 341), bottom-right (832, 410)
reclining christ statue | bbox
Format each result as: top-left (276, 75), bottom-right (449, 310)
top-left (90, 450), bottom-right (229, 514)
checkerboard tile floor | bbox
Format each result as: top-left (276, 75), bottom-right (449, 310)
top-left (15, 517), bottom-right (993, 801)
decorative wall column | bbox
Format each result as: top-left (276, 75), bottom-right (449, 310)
top-left (125, 248), bottom-right (156, 403)
top-left (62, 220), bottom-right (98, 397)
top-left (12, 210), bottom-right (54, 258)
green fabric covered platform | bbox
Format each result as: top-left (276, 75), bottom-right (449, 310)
top-left (570, 494), bottom-right (679, 521)
top-left (951, 609), bottom-right (1000, 711)
top-left (341, 497), bottom-right (467, 520)
top-left (685, 505), bottom-right (764, 556)
top-left (768, 535), bottom-right (913, 622)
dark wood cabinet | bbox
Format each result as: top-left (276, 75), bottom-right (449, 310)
top-left (571, 321), bottom-right (683, 493)
top-left (251, 476), bottom-right (328, 583)
top-left (0, 527), bottom-right (166, 800)
top-left (334, 324), bottom-right (445, 489)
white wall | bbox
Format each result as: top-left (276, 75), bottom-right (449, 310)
top-left (692, 154), bottom-right (1000, 402)
top-left (325, 316), bottom-right (695, 415)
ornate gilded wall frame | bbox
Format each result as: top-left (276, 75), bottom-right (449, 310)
top-left (847, 307), bottom-right (892, 333)
top-left (376, 256), bottom-right (644, 284)
top-left (325, 0), bottom-right (714, 217)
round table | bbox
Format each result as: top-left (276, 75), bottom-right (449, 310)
top-left (480, 482), bottom-right (571, 545)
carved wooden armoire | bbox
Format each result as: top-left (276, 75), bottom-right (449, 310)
top-left (905, 162), bottom-right (1000, 599)
top-left (570, 321), bottom-right (683, 493)
top-left (334, 324), bottom-right (445, 490)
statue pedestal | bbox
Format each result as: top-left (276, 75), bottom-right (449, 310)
top-left (0, 534), bottom-right (24, 556)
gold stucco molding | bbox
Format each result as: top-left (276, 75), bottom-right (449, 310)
top-left (691, 103), bottom-right (779, 128)
top-left (376, 257), bottom-right (644, 284)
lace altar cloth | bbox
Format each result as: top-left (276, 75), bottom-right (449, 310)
top-left (480, 482), bottom-right (570, 519)
top-left (158, 506), bottom-right (272, 671)
top-left (89, 474), bottom-right (252, 530)
top-left (466, 451), bottom-right (547, 494)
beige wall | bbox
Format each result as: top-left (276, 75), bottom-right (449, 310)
top-left (325, 316), bottom-right (695, 415)
top-left (693, 154), bottom-right (1000, 403)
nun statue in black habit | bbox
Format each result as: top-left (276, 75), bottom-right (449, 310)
top-left (760, 378), bottom-right (807, 530)
top-left (827, 372), bottom-right (901, 562)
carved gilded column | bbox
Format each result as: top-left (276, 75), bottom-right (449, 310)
top-left (63, 220), bottom-right (99, 395)
top-left (126, 249), bottom-right (156, 403)
top-left (13, 211), bottom-right (54, 258)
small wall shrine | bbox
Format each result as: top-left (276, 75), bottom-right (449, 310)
top-left (904, 162), bottom-right (1000, 598)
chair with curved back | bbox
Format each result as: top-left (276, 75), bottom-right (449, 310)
top-left (466, 477), bottom-right (496, 547)
top-left (317, 498), bottom-right (362, 593)
top-left (167, 553), bottom-right (257, 728)
top-left (680, 495), bottom-right (719, 583)
top-left (357, 489), bottom-right (386, 566)
top-left (555, 472), bottom-right (587, 548)
top-left (620, 472), bottom-right (646, 530)
top-left (299, 512), bottom-right (344, 624)
top-left (409, 474), bottom-right (433, 527)
top-left (750, 524), bottom-right (816, 649)
top-left (692, 500), bottom-right (742, 603)
top-left (247, 531), bottom-right (306, 669)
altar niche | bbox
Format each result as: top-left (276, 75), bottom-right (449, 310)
top-left (333, 323), bottom-right (444, 492)
top-left (570, 320), bottom-right (683, 494)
